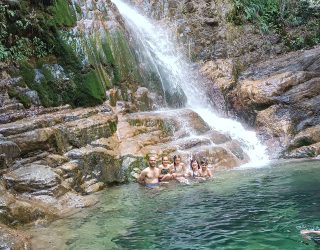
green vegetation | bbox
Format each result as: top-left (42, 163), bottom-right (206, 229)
top-left (0, 0), bottom-right (144, 109)
top-left (0, 4), bottom-right (52, 61)
top-left (7, 88), bottom-right (32, 108)
top-left (49, 0), bottom-right (76, 27)
top-left (75, 70), bottom-right (106, 106)
top-left (227, 0), bottom-right (320, 49)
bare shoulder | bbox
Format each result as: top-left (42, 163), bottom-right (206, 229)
top-left (140, 167), bottom-right (149, 175)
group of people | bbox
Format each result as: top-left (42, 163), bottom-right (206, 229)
top-left (138, 155), bottom-right (212, 188)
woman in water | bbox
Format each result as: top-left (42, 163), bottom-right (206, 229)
top-left (171, 155), bottom-right (187, 178)
top-left (159, 156), bottom-right (174, 181)
top-left (185, 159), bottom-right (201, 178)
top-left (199, 159), bottom-right (212, 178)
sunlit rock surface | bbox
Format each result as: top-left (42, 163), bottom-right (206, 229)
top-left (226, 47), bottom-right (320, 158)
top-left (0, 101), bottom-right (249, 225)
top-left (0, 223), bottom-right (30, 250)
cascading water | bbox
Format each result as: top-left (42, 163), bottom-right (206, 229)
top-left (111, 0), bottom-right (269, 167)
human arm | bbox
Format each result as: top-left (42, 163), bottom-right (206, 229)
top-left (138, 170), bottom-right (146, 185)
top-left (301, 230), bottom-right (320, 235)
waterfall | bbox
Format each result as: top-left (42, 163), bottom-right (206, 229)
top-left (111, 0), bottom-right (269, 167)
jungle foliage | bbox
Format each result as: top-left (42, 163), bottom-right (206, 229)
top-left (0, 0), bottom-right (108, 107)
top-left (227, 0), bottom-right (320, 49)
top-left (0, 0), bottom-right (77, 62)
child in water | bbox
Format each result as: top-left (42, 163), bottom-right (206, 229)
top-left (199, 159), bottom-right (212, 178)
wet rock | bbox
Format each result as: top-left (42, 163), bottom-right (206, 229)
top-left (0, 139), bottom-right (21, 159)
top-left (289, 125), bottom-right (320, 149)
top-left (59, 113), bottom-right (117, 148)
top-left (190, 146), bottom-right (242, 170)
top-left (228, 47), bottom-right (320, 158)
top-left (45, 154), bottom-right (69, 168)
top-left (200, 59), bottom-right (235, 92)
top-left (119, 155), bottom-right (147, 182)
top-left (224, 140), bottom-right (249, 162)
top-left (205, 130), bottom-right (232, 144)
top-left (7, 128), bottom-right (58, 156)
top-left (3, 164), bottom-right (66, 197)
top-left (65, 146), bottom-right (122, 184)
top-left (84, 182), bottom-right (105, 194)
top-left (0, 223), bottom-right (31, 250)
top-left (285, 142), bottom-right (320, 158)
top-left (133, 87), bottom-right (162, 111)
top-left (8, 199), bottom-right (52, 224)
top-left (0, 139), bottom-right (20, 169)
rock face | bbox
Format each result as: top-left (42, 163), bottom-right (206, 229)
top-left (226, 47), bottom-right (320, 158)
top-left (128, 0), bottom-right (287, 64)
top-left (127, 1), bottom-right (320, 160)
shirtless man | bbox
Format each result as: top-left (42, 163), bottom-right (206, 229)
top-left (138, 156), bottom-right (161, 188)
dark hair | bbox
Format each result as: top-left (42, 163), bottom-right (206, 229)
top-left (190, 159), bottom-right (200, 170)
top-left (200, 159), bottom-right (208, 166)
top-left (173, 155), bottom-right (181, 166)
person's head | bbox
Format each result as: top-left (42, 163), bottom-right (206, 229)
top-left (200, 159), bottom-right (208, 170)
top-left (148, 156), bottom-right (157, 168)
top-left (173, 155), bottom-right (181, 166)
top-left (162, 156), bottom-right (170, 166)
top-left (190, 159), bottom-right (200, 170)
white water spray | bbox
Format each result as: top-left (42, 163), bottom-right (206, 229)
top-left (111, 0), bottom-right (269, 167)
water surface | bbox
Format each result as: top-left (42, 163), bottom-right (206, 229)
top-left (29, 160), bottom-right (320, 249)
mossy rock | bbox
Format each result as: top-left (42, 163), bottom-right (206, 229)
top-left (7, 88), bottom-right (32, 108)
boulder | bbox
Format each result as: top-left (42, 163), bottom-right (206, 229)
top-left (65, 146), bottom-right (122, 185)
top-left (3, 164), bottom-right (66, 197)
top-left (7, 128), bottom-right (58, 156)
top-left (58, 114), bottom-right (117, 148)
top-left (0, 224), bottom-right (31, 250)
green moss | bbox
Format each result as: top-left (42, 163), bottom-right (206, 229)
top-left (50, 0), bottom-right (76, 27)
top-left (7, 88), bottom-right (32, 108)
top-left (111, 31), bottom-right (142, 84)
top-left (75, 70), bottom-right (106, 106)
top-left (54, 32), bottom-right (81, 71)
top-left (20, 62), bottom-right (36, 85)
top-left (102, 41), bottom-right (120, 86)
top-left (109, 121), bottom-right (117, 134)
